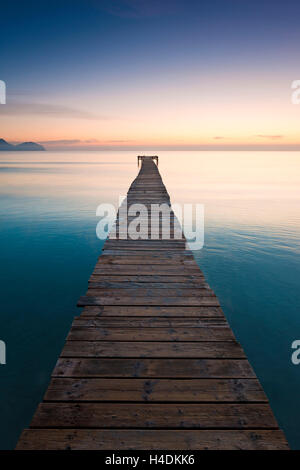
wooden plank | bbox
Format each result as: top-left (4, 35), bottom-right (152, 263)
top-left (105, 237), bottom-right (183, 242)
top-left (52, 358), bottom-right (256, 378)
top-left (88, 275), bottom-right (205, 282)
top-left (108, 237), bottom-right (185, 241)
top-left (96, 256), bottom-right (193, 264)
top-left (67, 326), bottom-right (234, 341)
top-left (44, 378), bottom-right (267, 402)
top-left (88, 281), bottom-right (209, 289)
top-left (30, 403), bottom-right (278, 428)
top-left (80, 305), bottom-right (224, 317)
top-left (101, 251), bottom-right (192, 257)
top-left (85, 288), bottom-right (215, 297)
top-left (78, 296), bottom-right (220, 306)
top-left (110, 225), bottom-right (181, 231)
top-left (16, 429), bottom-right (290, 450)
top-left (104, 241), bottom-right (186, 247)
top-left (61, 340), bottom-right (245, 358)
top-left (72, 317), bottom-right (228, 327)
top-left (92, 266), bottom-right (202, 274)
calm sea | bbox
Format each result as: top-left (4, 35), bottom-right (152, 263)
top-left (0, 150), bottom-right (299, 449)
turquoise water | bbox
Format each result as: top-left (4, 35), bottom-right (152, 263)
top-left (0, 151), bottom-right (299, 449)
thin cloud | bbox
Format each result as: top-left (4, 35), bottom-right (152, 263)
top-left (1, 103), bottom-right (111, 120)
top-left (83, 139), bottom-right (100, 143)
top-left (40, 139), bottom-right (133, 145)
top-left (255, 134), bottom-right (284, 140)
top-left (213, 136), bottom-right (225, 140)
top-left (106, 139), bottom-right (132, 143)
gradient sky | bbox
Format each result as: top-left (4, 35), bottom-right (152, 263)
top-left (1, 0), bottom-right (300, 149)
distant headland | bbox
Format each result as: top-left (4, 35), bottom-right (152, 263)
top-left (0, 138), bottom-right (45, 151)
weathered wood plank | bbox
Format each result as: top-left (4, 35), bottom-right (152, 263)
top-left (88, 281), bottom-right (209, 289)
top-left (16, 429), bottom-right (289, 450)
top-left (30, 403), bottom-right (278, 428)
top-left (86, 288), bottom-right (215, 297)
top-left (88, 275), bottom-right (205, 282)
top-left (44, 378), bottom-right (267, 402)
top-left (101, 251), bottom-right (192, 257)
top-left (104, 241), bottom-right (186, 247)
top-left (78, 296), bottom-right (220, 306)
top-left (80, 305), bottom-right (224, 317)
top-left (52, 358), bottom-right (256, 378)
top-left (67, 326), bottom-right (234, 341)
top-left (96, 257), bottom-right (195, 265)
top-left (72, 317), bottom-right (228, 327)
top-left (105, 238), bottom-right (183, 243)
top-left (92, 266), bottom-right (202, 274)
top-left (61, 340), bottom-right (245, 358)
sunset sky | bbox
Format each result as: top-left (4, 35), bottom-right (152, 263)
top-left (1, 0), bottom-right (300, 150)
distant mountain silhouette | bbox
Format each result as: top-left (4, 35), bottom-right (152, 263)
top-left (0, 139), bottom-right (14, 150)
top-left (0, 138), bottom-right (45, 151)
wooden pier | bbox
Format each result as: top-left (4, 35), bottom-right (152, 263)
top-left (17, 156), bottom-right (288, 450)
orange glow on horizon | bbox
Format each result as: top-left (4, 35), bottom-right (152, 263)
top-left (2, 72), bottom-right (300, 149)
